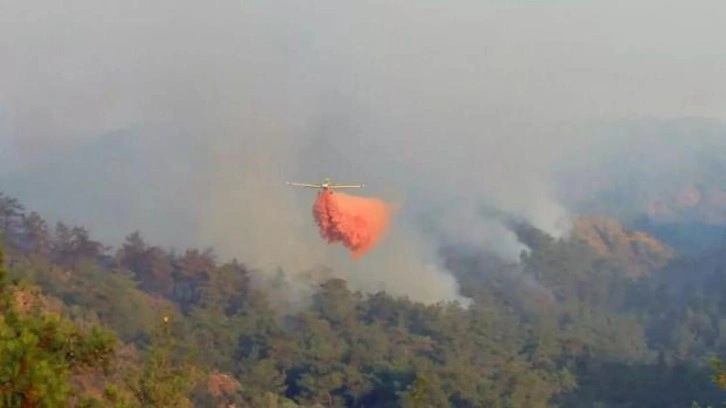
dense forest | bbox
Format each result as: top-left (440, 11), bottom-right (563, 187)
top-left (4, 190), bottom-right (726, 407)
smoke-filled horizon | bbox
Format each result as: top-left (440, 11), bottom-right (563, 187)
top-left (2, 0), bottom-right (726, 304)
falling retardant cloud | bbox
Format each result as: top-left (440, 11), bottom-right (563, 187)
top-left (313, 189), bottom-right (392, 259)
top-left (2, 0), bottom-right (726, 305)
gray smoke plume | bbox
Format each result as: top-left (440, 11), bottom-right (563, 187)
top-left (2, 0), bottom-right (726, 305)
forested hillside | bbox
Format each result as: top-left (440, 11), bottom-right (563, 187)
top-left (3, 190), bottom-right (726, 407)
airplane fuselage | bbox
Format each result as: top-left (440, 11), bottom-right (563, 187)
top-left (285, 177), bottom-right (364, 191)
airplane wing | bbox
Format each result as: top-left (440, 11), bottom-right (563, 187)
top-left (285, 182), bottom-right (323, 188)
top-left (330, 184), bottom-right (365, 188)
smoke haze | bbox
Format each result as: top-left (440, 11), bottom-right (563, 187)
top-left (2, 0), bottom-right (726, 304)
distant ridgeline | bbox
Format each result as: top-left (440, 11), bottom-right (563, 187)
top-left (631, 216), bottom-right (726, 255)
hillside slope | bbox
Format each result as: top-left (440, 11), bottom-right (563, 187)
top-left (3, 191), bottom-right (726, 407)
top-left (572, 215), bottom-right (675, 277)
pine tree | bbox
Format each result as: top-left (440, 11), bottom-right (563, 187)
top-left (0, 243), bottom-right (117, 407)
top-left (124, 312), bottom-right (203, 407)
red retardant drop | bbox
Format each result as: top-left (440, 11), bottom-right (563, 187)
top-left (312, 189), bottom-right (392, 259)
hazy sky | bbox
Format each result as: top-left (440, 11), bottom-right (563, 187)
top-left (1, 0), bottom-right (725, 304)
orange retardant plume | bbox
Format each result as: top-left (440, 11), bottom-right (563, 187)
top-left (313, 189), bottom-right (392, 259)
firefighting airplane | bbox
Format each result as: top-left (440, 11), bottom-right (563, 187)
top-left (285, 177), bottom-right (365, 191)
